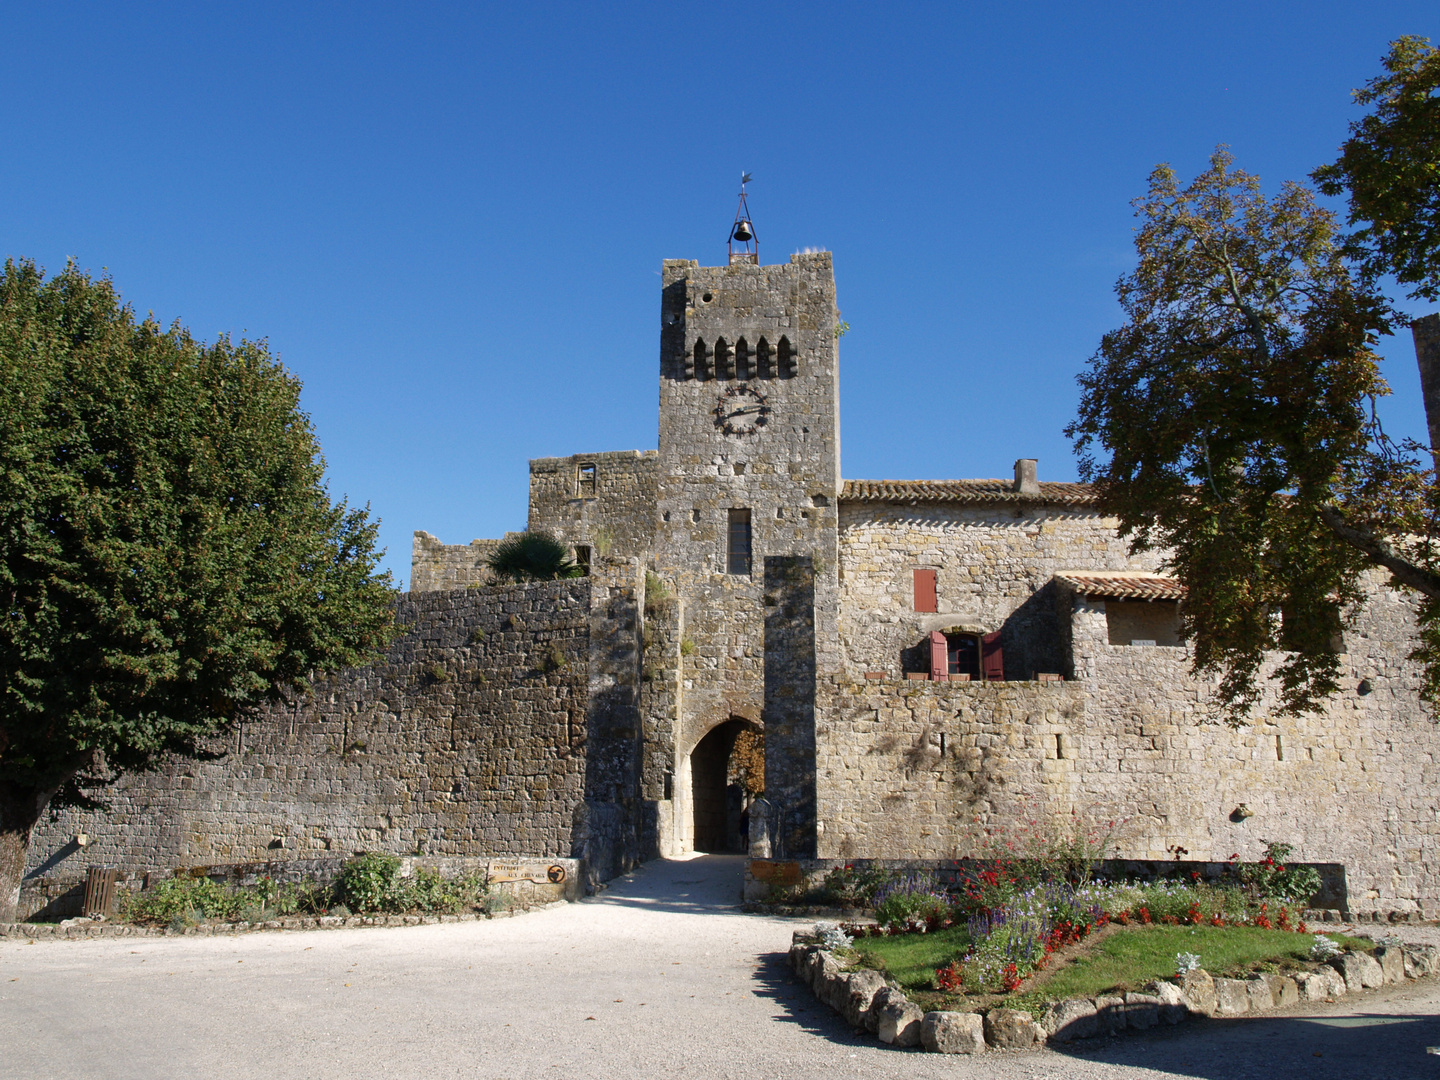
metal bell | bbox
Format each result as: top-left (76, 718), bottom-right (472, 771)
top-left (732, 220), bottom-right (754, 243)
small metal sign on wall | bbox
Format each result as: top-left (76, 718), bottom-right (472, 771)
top-left (486, 862), bottom-right (567, 886)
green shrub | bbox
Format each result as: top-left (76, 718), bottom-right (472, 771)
top-left (337, 853), bottom-right (405, 912)
top-left (127, 876), bottom-right (243, 923)
top-left (818, 864), bottom-right (896, 907)
top-left (873, 875), bottom-right (949, 928)
top-left (335, 854), bottom-right (488, 914)
top-left (1238, 841), bottom-right (1323, 904)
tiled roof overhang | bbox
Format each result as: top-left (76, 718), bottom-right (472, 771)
top-left (840, 479), bottom-right (1098, 506)
top-left (1055, 573), bottom-right (1187, 600)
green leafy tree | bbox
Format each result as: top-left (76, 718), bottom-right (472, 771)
top-left (1313, 36), bottom-right (1440, 303)
top-left (1067, 149), bottom-right (1440, 719)
top-left (485, 530), bottom-right (581, 582)
top-left (0, 259), bottom-right (396, 918)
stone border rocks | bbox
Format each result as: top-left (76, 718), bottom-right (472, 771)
top-left (787, 931), bottom-right (1440, 1054)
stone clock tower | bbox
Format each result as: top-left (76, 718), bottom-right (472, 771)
top-left (650, 251), bottom-right (841, 857)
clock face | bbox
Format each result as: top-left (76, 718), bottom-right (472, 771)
top-left (713, 384), bottom-right (771, 435)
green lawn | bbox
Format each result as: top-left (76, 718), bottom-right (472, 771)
top-left (1030, 925), bottom-right (1369, 1001)
top-left (850, 926), bottom-right (971, 992)
top-left (849, 923), bottom-right (1372, 1007)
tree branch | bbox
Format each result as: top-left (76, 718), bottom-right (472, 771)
top-left (1319, 504), bottom-right (1440, 599)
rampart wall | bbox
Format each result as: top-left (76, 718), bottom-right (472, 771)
top-left (411, 531), bottom-right (514, 591)
top-left (812, 566), bottom-right (1439, 916)
top-left (25, 581), bottom-right (608, 914)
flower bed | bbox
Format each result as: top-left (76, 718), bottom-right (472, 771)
top-left (790, 924), bottom-right (1440, 1055)
top-left (812, 843), bottom-right (1323, 1000)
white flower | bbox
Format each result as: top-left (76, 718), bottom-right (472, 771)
top-left (814, 921), bottom-right (853, 951)
top-left (1310, 935), bottom-right (1341, 960)
top-left (1176, 952), bottom-right (1201, 974)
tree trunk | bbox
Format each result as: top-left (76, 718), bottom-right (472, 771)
top-left (1412, 313), bottom-right (1440, 474)
top-left (0, 781), bottom-right (50, 923)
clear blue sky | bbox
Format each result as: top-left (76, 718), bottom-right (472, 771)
top-left (3, 3), bottom-right (1435, 587)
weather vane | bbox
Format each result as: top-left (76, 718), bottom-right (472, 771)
top-left (729, 172), bottom-right (756, 263)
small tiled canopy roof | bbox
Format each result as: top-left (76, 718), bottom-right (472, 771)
top-left (1055, 573), bottom-right (1187, 600)
top-left (840, 479), bottom-right (1098, 506)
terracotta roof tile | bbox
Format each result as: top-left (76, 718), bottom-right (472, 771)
top-left (840, 479), bottom-right (1098, 505)
top-left (1055, 573), bottom-right (1187, 600)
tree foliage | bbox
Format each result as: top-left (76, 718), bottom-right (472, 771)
top-left (1313, 36), bottom-right (1440, 302)
top-left (485, 530), bottom-right (581, 582)
top-left (0, 259), bottom-right (395, 912)
top-left (1066, 150), bottom-right (1440, 718)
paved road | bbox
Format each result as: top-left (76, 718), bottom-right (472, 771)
top-left (4, 855), bottom-right (1440, 1079)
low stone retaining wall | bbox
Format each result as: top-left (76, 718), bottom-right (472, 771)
top-left (788, 931), bottom-right (1440, 1054)
top-left (0, 900), bottom-right (568, 941)
top-left (19, 854), bottom-right (583, 922)
top-left (749, 858), bottom-right (1350, 912)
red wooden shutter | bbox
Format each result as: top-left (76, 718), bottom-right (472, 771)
top-left (913, 569), bottom-right (937, 613)
top-left (981, 631), bottom-right (1004, 682)
top-left (929, 631), bottom-right (948, 681)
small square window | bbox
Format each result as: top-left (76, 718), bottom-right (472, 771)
top-left (577, 463), bottom-right (596, 497)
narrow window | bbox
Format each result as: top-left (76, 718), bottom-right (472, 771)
top-left (913, 569), bottom-right (937, 613)
top-left (727, 508), bottom-right (752, 575)
top-left (1055, 733), bottom-right (1066, 759)
top-left (714, 336), bottom-right (732, 380)
top-left (694, 338), bottom-right (710, 381)
top-left (574, 545), bottom-right (591, 574)
top-left (735, 337), bottom-right (750, 381)
top-left (1276, 734), bottom-right (1284, 761)
top-left (777, 335), bottom-right (796, 378)
top-left (577, 463), bottom-right (596, 497)
top-left (756, 336), bottom-right (772, 379)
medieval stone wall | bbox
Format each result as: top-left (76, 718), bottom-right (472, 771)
top-left (812, 566), bottom-right (1440, 916)
top-left (837, 500), bottom-right (1164, 680)
top-left (528, 450), bottom-right (659, 564)
top-left (26, 581), bottom-right (602, 897)
top-left (411, 530), bottom-right (514, 591)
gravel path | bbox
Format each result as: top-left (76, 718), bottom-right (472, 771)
top-left (4, 855), bottom-right (1440, 1079)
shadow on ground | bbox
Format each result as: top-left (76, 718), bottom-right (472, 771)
top-left (748, 949), bottom-right (883, 1048)
top-left (1049, 1010), bottom-right (1440, 1080)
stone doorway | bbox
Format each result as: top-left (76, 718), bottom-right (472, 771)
top-left (688, 719), bottom-right (762, 853)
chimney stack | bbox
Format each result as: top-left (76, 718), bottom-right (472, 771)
top-left (1014, 459), bottom-right (1039, 495)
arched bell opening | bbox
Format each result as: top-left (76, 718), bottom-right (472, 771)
top-left (688, 718), bottom-right (763, 853)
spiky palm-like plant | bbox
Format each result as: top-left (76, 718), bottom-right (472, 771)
top-left (486, 531), bottom-right (582, 582)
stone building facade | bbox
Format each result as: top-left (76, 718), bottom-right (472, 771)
top-left (27, 255), bottom-right (1440, 918)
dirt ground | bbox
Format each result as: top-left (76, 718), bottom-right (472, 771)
top-left (4, 855), bottom-right (1440, 1080)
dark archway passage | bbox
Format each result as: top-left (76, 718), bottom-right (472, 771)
top-left (690, 719), bottom-right (759, 853)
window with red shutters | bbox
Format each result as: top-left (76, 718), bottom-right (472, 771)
top-left (913, 569), bottom-right (937, 613)
top-left (981, 631), bottom-right (1004, 682)
top-left (929, 630), bottom-right (948, 680)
